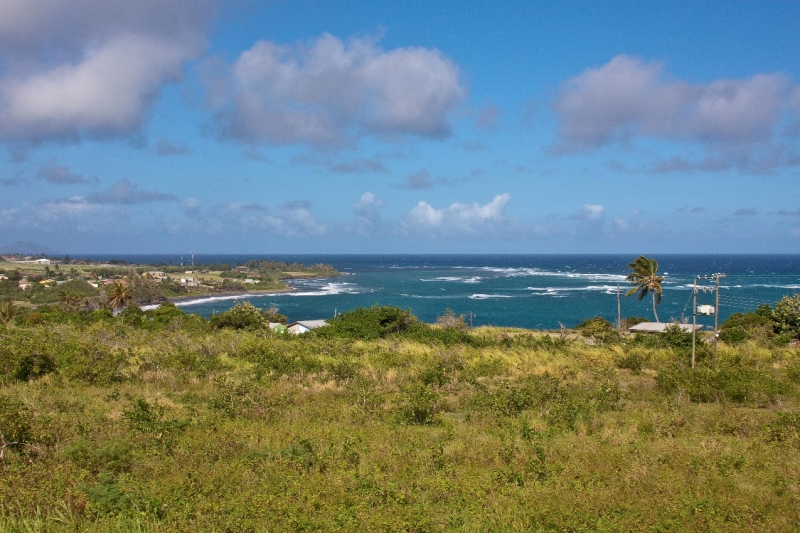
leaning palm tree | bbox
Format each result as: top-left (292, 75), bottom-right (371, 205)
top-left (625, 256), bottom-right (664, 322)
top-left (106, 282), bottom-right (132, 310)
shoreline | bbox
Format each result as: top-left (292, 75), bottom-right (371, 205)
top-left (166, 286), bottom-right (296, 305)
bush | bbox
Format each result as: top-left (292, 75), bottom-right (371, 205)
top-left (0, 395), bottom-right (31, 447)
top-left (63, 438), bottom-right (134, 473)
top-left (397, 383), bottom-right (440, 425)
top-left (14, 352), bottom-right (56, 381)
top-left (316, 305), bottom-right (417, 340)
top-left (435, 309), bottom-right (467, 330)
top-left (720, 311), bottom-right (774, 344)
top-left (656, 362), bottom-right (790, 404)
top-left (576, 316), bottom-right (621, 344)
top-left (210, 301), bottom-right (267, 330)
top-left (773, 295), bottom-right (800, 338)
top-left (615, 348), bottom-right (649, 373)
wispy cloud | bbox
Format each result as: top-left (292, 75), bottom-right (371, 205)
top-left (84, 179), bottom-right (176, 204)
top-left (155, 139), bottom-right (190, 156)
top-left (37, 157), bottom-right (88, 184)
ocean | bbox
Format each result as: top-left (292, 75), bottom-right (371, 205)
top-left (78, 254), bottom-right (800, 330)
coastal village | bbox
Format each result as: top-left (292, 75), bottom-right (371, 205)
top-left (0, 254), bottom-right (338, 333)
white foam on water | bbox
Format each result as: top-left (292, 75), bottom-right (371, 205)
top-left (420, 275), bottom-right (483, 284)
top-left (174, 293), bottom-right (261, 307)
top-left (284, 281), bottom-right (365, 297)
top-left (467, 266), bottom-right (627, 282)
top-left (468, 293), bottom-right (514, 300)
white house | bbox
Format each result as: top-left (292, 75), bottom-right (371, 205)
top-left (33, 258), bottom-right (51, 265)
top-left (287, 320), bottom-right (329, 335)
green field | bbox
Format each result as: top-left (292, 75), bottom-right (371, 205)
top-left (1, 303), bottom-right (800, 532)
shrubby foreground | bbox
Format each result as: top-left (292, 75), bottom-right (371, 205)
top-left (1, 303), bottom-right (800, 532)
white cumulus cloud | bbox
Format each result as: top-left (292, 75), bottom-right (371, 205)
top-left (403, 193), bottom-right (513, 237)
top-left (204, 33), bottom-right (464, 147)
top-left (0, 0), bottom-right (214, 143)
top-left (552, 54), bottom-right (791, 152)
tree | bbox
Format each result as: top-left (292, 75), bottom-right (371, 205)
top-left (773, 295), bottom-right (800, 338)
top-left (0, 300), bottom-right (14, 325)
top-left (625, 256), bottom-right (664, 322)
top-left (106, 282), bottom-right (132, 310)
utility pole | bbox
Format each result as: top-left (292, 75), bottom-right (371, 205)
top-left (714, 273), bottom-right (725, 367)
top-left (692, 276), bottom-right (697, 370)
top-left (616, 284), bottom-right (622, 335)
top-left (191, 251), bottom-right (194, 268)
top-left (180, 252), bottom-right (183, 268)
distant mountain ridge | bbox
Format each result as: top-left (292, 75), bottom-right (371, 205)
top-left (0, 241), bottom-right (58, 255)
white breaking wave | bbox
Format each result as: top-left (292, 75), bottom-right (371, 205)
top-left (528, 284), bottom-right (619, 294)
top-left (173, 293), bottom-right (262, 307)
top-left (420, 276), bottom-right (482, 284)
top-left (172, 282), bottom-right (364, 307)
top-left (468, 293), bottom-right (514, 300)
top-left (466, 266), bottom-right (627, 282)
top-left (284, 281), bottom-right (365, 297)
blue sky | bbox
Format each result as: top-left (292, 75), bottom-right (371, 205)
top-left (1, 0), bottom-right (800, 254)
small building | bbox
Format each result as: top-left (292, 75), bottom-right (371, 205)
top-left (33, 258), bottom-right (51, 265)
top-left (143, 271), bottom-right (166, 281)
top-left (234, 266), bottom-right (250, 273)
top-left (269, 322), bottom-right (288, 334)
top-left (18, 280), bottom-right (32, 290)
top-left (287, 320), bottom-right (329, 335)
top-left (242, 278), bottom-right (258, 284)
top-left (180, 277), bottom-right (198, 287)
top-left (628, 322), bottom-right (702, 334)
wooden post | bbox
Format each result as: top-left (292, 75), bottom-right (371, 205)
top-left (617, 284), bottom-right (622, 335)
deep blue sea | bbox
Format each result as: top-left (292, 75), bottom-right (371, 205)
top-left (80, 254), bottom-right (800, 330)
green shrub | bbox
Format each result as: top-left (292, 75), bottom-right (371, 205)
top-left (576, 316), bottom-right (620, 343)
top-left (13, 352), bottom-right (56, 381)
top-left (397, 383), bottom-right (440, 425)
top-left (765, 412), bottom-right (800, 444)
top-left (656, 362), bottom-right (790, 404)
top-left (317, 305), bottom-right (417, 340)
top-left (773, 295), bottom-right (800, 338)
top-left (210, 301), bottom-right (267, 330)
top-left (615, 348), bottom-right (649, 373)
top-left (0, 395), bottom-right (30, 447)
top-left (83, 472), bottom-right (131, 515)
top-left (720, 311), bottom-right (774, 344)
top-left (63, 438), bottom-right (134, 473)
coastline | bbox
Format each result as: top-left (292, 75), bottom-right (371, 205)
top-left (167, 286), bottom-right (295, 305)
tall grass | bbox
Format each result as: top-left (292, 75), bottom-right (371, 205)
top-left (1, 315), bottom-right (800, 531)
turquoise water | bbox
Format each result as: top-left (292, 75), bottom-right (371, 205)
top-left (88, 254), bottom-right (800, 330)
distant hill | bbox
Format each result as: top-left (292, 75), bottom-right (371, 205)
top-left (0, 241), bottom-right (58, 255)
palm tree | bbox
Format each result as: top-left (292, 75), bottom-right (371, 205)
top-left (625, 256), bottom-right (664, 322)
top-left (106, 282), bottom-right (132, 310)
top-left (58, 290), bottom-right (79, 308)
top-left (0, 300), bottom-right (14, 324)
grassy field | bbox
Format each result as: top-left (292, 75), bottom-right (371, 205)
top-left (1, 305), bottom-right (800, 532)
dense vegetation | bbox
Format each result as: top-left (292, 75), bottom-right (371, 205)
top-left (1, 300), bottom-right (800, 531)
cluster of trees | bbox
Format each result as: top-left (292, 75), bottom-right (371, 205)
top-left (720, 296), bottom-right (800, 344)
